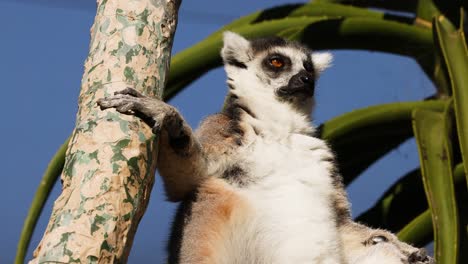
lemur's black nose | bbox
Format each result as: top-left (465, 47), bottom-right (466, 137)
top-left (408, 249), bottom-right (430, 263)
top-left (292, 70), bottom-right (314, 86)
top-left (300, 75), bottom-right (312, 84)
top-left (277, 70), bottom-right (315, 98)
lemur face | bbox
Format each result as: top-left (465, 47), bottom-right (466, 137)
top-left (221, 32), bottom-right (331, 109)
top-left (341, 223), bottom-right (436, 264)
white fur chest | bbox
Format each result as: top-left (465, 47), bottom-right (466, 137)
top-left (242, 133), bottom-right (334, 181)
top-left (236, 133), bottom-right (342, 263)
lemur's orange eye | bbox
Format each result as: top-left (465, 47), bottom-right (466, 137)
top-left (270, 58), bottom-right (284, 68)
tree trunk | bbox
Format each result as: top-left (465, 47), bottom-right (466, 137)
top-left (30, 0), bottom-right (181, 262)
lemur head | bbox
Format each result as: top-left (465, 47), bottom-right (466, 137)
top-left (221, 31), bottom-right (332, 115)
top-left (341, 222), bottom-right (435, 264)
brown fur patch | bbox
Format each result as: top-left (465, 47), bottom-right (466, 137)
top-left (196, 114), bottom-right (243, 155)
top-left (178, 178), bottom-right (250, 264)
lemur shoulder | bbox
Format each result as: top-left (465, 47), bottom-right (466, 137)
top-left (98, 32), bottom-right (435, 264)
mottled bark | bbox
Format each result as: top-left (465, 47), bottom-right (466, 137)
top-left (30, 0), bottom-right (180, 263)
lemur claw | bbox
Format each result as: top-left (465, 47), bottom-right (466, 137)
top-left (152, 122), bottom-right (162, 134)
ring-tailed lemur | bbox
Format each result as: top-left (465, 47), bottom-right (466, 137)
top-left (98, 32), bottom-right (434, 264)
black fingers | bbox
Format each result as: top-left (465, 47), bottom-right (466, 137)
top-left (96, 94), bottom-right (140, 114)
top-left (408, 249), bottom-right (430, 263)
top-left (114, 87), bottom-right (145, 98)
top-left (97, 97), bottom-right (114, 110)
top-left (115, 101), bottom-right (137, 114)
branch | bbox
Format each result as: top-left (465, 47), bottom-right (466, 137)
top-left (28, 0), bottom-right (181, 262)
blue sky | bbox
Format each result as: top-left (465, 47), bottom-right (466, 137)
top-left (0, 0), bottom-right (435, 263)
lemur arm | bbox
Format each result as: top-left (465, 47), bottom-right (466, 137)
top-left (98, 88), bottom-right (207, 201)
top-left (157, 122), bottom-right (207, 201)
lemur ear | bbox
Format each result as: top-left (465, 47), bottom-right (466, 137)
top-left (221, 31), bottom-right (252, 66)
top-left (312, 52), bottom-right (333, 75)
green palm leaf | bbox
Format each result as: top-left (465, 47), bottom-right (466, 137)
top-left (412, 107), bottom-right (458, 263)
top-left (397, 164), bottom-right (466, 247)
top-left (320, 100), bottom-right (448, 184)
top-left (434, 11), bottom-right (468, 190)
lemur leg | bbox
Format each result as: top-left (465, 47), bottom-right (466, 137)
top-left (98, 88), bottom-right (207, 201)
